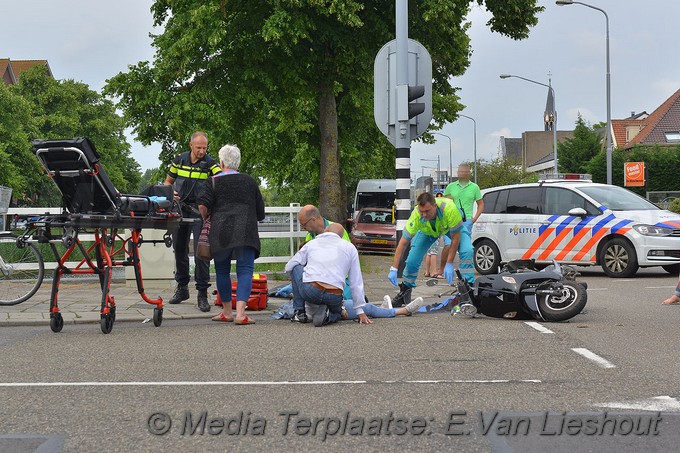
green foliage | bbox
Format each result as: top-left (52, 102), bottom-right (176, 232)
top-left (669, 198), bottom-right (680, 214)
top-left (12, 68), bottom-right (141, 196)
top-left (0, 66), bottom-right (140, 205)
top-left (558, 114), bottom-right (601, 174)
top-left (475, 157), bottom-right (536, 189)
top-left (0, 83), bottom-right (38, 198)
top-left (138, 167), bottom-right (164, 193)
top-left (105, 0), bottom-right (543, 221)
top-left (586, 144), bottom-right (680, 196)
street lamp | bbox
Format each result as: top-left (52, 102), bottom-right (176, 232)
top-left (556, 0), bottom-right (612, 184)
top-left (420, 157), bottom-right (440, 192)
top-left (431, 132), bottom-right (452, 184)
top-left (458, 114), bottom-right (478, 183)
top-left (500, 73), bottom-right (558, 175)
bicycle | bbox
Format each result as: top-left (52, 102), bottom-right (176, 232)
top-left (0, 228), bottom-right (45, 306)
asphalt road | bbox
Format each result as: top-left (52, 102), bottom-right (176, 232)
top-left (1, 264), bottom-right (680, 452)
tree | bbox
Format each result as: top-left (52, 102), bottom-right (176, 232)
top-left (10, 67), bottom-right (140, 202)
top-left (474, 157), bottom-right (536, 189)
top-left (0, 83), bottom-right (39, 200)
top-left (557, 114), bottom-right (601, 174)
top-left (105, 0), bottom-right (542, 223)
top-left (138, 167), bottom-right (163, 193)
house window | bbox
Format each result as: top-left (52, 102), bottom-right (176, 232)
top-left (665, 132), bottom-right (680, 143)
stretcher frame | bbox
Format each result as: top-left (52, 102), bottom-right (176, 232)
top-left (25, 138), bottom-right (193, 334)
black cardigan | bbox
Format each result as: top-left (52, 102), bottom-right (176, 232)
top-left (197, 172), bottom-right (265, 257)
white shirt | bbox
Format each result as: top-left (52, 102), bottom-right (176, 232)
top-left (285, 232), bottom-right (366, 315)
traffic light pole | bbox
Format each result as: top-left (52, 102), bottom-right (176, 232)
top-left (394, 0), bottom-right (411, 275)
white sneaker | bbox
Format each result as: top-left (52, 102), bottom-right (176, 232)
top-left (381, 295), bottom-right (393, 309)
top-left (405, 296), bottom-right (426, 314)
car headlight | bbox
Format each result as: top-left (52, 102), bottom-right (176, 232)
top-left (633, 224), bottom-right (673, 237)
top-left (353, 231), bottom-right (366, 238)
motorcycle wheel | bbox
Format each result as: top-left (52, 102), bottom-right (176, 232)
top-left (537, 281), bottom-right (587, 322)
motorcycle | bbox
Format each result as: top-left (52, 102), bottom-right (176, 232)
top-left (427, 259), bottom-right (588, 322)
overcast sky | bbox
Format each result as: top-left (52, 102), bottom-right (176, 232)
top-left (3, 1), bottom-right (679, 175)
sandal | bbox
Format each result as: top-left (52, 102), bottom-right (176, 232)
top-left (424, 273), bottom-right (431, 278)
top-left (212, 312), bottom-right (234, 322)
top-left (234, 316), bottom-right (255, 325)
top-left (432, 273), bottom-right (445, 279)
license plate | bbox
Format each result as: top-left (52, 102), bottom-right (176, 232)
top-left (371, 239), bottom-right (389, 245)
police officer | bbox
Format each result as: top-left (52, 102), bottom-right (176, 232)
top-left (164, 131), bottom-right (221, 311)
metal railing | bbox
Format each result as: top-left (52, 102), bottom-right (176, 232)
top-left (4, 203), bottom-right (306, 266)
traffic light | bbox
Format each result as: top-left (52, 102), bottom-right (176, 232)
top-left (396, 84), bottom-right (426, 122)
top-left (407, 85), bottom-right (425, 119)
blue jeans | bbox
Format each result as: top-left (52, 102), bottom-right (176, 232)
top-left (344, 301), bottom-right (395, 320)
top-left (213, 246), bottom-right (256, 303)
top-left (675, 280), bottom-right (680, 298)
top-left (290, 265), bottom-right (343, 324)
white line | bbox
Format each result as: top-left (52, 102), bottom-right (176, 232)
top-left (645, 286), bottom-right (676, 289)
top-left (524, 322), bottom-right (554, 334)
top-left (571, 348), bottom-right (616, 369)
top-left (0, 379), bottom-right (542, 388)
top-left (586, 288), bottom-right (609, 291)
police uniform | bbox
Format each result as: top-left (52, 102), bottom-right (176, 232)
top-left (167, 152), bottom-right (221, 293)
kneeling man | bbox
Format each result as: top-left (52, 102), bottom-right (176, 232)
top-left (285, 223), bottom-right (372, 326)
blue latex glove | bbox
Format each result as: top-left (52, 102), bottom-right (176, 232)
top-left (388, 267), bottom-right (399, 286)
top-left (444, 262), bottom-right (455, 285)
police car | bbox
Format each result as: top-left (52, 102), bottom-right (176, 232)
top-left (471, 174), bottom-right (680, 277)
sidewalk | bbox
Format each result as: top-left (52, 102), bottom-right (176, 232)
top-left (1, 255), bottom-right (438, 327)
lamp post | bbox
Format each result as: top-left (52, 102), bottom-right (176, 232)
top-left (458, 114), bottom-right (478, 183)
top-left (421, 157), bottom-right (440, 192)
top-left (500, 74), bottom-right (558, 175)
top-left (556, 0), bottom-right (611, 184)
top-left (431, 132), bottom-right (452, 184)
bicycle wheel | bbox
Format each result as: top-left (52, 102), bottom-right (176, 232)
top-left (0, 236), bottom-right (45, 305)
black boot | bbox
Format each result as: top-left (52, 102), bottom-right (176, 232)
top-left (392, 282), bottom-right (412, 307)
top-left (197, 289), bottom-right (210, 312)
top-left (169, 284), bottom-right (189, 304)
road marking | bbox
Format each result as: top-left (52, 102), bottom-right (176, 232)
top-left (595, 395), bottom-right (680, 412)
top-left (571, 348), bottom-right (616, 368)
top-left (645, 286), bottom-right (676, 289)
top-left (524, 321), bottom-right (554, 334)
top-left (586, 287), bottom-right (609, 291)
top-left (0, 379), bottom-right (542, 387)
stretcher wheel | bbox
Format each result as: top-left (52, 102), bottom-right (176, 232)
top-left (163, 233), bottom-right (172, 248)
top-left (50, 313), bottom-right (64, 333)
top-left (110, 306), bottom-right (116, 322)
top-left (105, 234), bottom-right (114, 247)
top-left (62, 235), bottom-right (74, 248)
top-left (100, 313), bottom-right (114, 334)
top-left (153, 307), bottom-right (163, 327)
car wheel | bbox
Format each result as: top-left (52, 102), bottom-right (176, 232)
top-left (474, 239), bottom-right (501, 275)
top-left (662, 264), bottom-right (680, 275)
top-left (538, 281), bottom-right (587, 322)
top-left (600, 237), bottom-right (638, 278)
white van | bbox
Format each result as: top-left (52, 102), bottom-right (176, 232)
top-left (472, 179), bottom-right (680, 277)
top-left (353, 179), bottom-right (396, 219)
